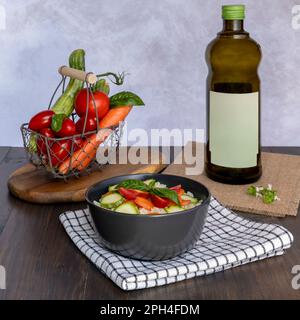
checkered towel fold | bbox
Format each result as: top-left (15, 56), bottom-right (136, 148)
top-left (59, 197), bottom-right (293, 291)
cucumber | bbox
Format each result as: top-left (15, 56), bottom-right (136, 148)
top-left (108, 184), bottom-right (118, 192)
top-left (93, 78), bottom-right (110, 95)
top-left (51, 49), bottom-right (85, 117)
top-left (165, 206), bottom-right (184, 213)
top-left (93, 200), bottom-right (101, 207)
top-left (115, 202), bottom-right (139, 214)
top-left (144, 179), bottom-right (156, 188)
top-left (100, 192), bottom-right (124, 209)
top-left (181, 194), bottom-right (199, 204)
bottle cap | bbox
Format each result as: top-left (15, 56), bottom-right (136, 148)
top-left (222, 5), bottom-right (245, 20)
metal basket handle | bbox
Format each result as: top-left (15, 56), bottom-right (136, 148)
top-left (58, 66), bottom-right (97, 85)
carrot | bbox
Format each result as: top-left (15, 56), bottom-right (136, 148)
top-left (179, 198), bottom-right (191, 206)
top-left (58, 106), bottom-right (132, 174)
top-left (58, 135), bottom-right (97, 174)
top-left (76, 129), bottom-right (112, 171)
top-left (134, 197), bottom-right (154, 211)
top-left (99, 105), bottom-right (132, 129)
top-left (178, 189), bottom-right (185, 196)
top-left (75, 146), bottom-right (97, 171)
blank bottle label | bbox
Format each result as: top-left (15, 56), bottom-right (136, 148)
top-left (209, 91), bottom-right (259, 168)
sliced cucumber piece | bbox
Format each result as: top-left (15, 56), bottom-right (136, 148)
top-left (108, 184), bottom-right (119, 192)
top-left (100, 192), bottom-right (124, 209)
top-left (93, 200), bottom-right (101, 207)
top-left (115, 201), bottom-right (139, 214)
top-left (144, 179), bottom-right (156, 188)
top-left (165, 205), bottom-right (184, 213)
top-left (181, 194), bottom-right (199, 204)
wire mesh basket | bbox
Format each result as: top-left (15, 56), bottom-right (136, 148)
top-left (21, 66), bottom-right (124, 180)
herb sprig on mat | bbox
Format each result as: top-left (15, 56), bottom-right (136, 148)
top-left (247, 184), bottom-right (280, 204)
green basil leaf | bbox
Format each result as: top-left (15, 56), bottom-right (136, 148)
top-left (150, 188), bottom-right (180, 205)
top-left (118, 179), bottom-right (150, 191)
top-left (110, 91), bottom-right (145, 108)
top-left (148, 180), bottom-right (156, 189)
top-left (51, 113), bottom-right (66, 132)
top-left (93, 79), bottom-right (110, 95)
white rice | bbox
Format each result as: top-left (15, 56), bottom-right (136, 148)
top-left (154, 182), bottom-right (167, 189)
top-left (186, 191), bottom-right (194, 197)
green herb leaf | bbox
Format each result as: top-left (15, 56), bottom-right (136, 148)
top-left (110, 91), bottom-right (145, 108)
top-left (148, 180), bottom-right (156, 189)
top-left (118, 179), bottom-right (150, 192)
top-left (93, 79), bottom-right (110, 95)
top-left (51, 113), bottom-right (66, 132)
top-left (261, 189), bottom-right (277, 204)
top-left (150, 188), bottom-right (180, 206)
top-left (246, 185), bottom-right (278, 204)
top-left (247, 186), bottom-right (257, 196)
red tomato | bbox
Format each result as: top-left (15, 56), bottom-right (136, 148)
top-left (29, 110), bottom-right (54, 132)
top-left (40, 128), bottom-right (55, 138)
top-left (75, 116), bottom-right (97, 134)
top-left (36, 128), bottom-right (55, 155)
top-left (56, 118), bottom-right (76, 138)
top-left (118, 188), bottom-right (149, 200)
top-left (170, 185), bottom-right (184, 196)
top-left (119, 187), bottom-right (138, 200)
top-left (49, 139), bottom-right (72, 167)
top-left (150, 194), bottom-right (170, 208)
top-left (75, 89), bottom-right (110, 119)
top-left (170, 185), bottom-right (182, 191)
top-left (131, 190), bottom-right (149, 198)
top-left (73, 136), bottom-right (85, 151)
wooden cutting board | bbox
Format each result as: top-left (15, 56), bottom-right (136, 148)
top-left (8, 147), bottom-right (167, 204)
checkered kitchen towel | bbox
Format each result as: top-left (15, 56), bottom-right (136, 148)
top-left (59, 198), bottom-right (293, 291)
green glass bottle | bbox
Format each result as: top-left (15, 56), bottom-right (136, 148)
top-left (205, 5), bottom-right (262, 184)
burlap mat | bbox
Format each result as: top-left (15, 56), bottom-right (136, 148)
top-left (164, 143), bottom-right (300, 217)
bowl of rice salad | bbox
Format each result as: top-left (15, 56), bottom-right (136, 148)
top-left (86, 174), bottom-right (210, 261)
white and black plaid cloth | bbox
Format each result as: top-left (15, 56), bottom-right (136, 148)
top-left (59, 197), bottom-right (293, 291)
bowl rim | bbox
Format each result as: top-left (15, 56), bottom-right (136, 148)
top-left (85, 173), bottom-right (211, 218)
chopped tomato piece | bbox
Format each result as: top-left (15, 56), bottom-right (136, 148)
top-left (170, 185), bottom-right (182, 191)
top-left (170, 185), bottom-right (185, 196)
top-left (134, 197), bottom-right (154, 211)
top-left (129, 189), bottom-right (149, 198)
top-left (119, 187), bottom-right (137, 200)
top-left (119, 187), bottom-right (149, 200)
top-left (150, 194), bottom-right (170, 208)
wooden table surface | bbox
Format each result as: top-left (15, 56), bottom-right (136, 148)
top-left (0, 147), bottom-right (299, 300)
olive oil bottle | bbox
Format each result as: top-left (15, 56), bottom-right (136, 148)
top-left (205, 5), bottom-right (262, 184)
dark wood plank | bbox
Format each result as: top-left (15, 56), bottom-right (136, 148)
top-left (263, 146), bottom-right (300, 156)
top-left (0, 147), bottom-right (10, 164)
top-left (0, 147), bottom-right (299, 300)
top-left (0, 148), bottom-right (27, 233)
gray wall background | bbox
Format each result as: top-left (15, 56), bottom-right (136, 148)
top-left (0, 0), bottom-right (299, 146)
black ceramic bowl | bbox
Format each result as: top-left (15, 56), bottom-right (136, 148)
top-left (86, 174), bottom-right (210, 261)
